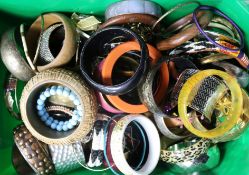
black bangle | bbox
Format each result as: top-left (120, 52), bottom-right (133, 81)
top-left (80, 26), bottom-right (149, 95)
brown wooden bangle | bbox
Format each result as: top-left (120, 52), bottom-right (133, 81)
top-left (13, 124), bottom-right (55, 175)
top-left (98, 13), bottom-right (158, 30)
top-left (26, 13), bottom-right (77, 72)
top-left (164, 12), bottom-right (205, 34)
top-left (157, 11), bottom-right (213, 51)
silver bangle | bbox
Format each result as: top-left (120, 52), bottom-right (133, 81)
top-left (105, 0), bottom-right (162, 20)
top-left (48, 141), bottom-right (85, 174)
top-left (0, 27), bottom-right (35, 81)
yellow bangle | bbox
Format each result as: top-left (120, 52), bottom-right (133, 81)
top-left (178, 69), bottom-right (243, 138)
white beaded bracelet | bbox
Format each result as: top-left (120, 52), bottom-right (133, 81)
top-left (110, 114), bottom-right (160, 175)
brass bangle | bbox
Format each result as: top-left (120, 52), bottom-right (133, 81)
top-left (161, 137), bottom-right (211, 164)
top-left (178, 69), bottom-right (243, 138)
top-left (13, 124), bottom-right (55, 174)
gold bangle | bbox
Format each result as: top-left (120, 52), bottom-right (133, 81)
top-left (178, 69), bottom-right (243, 138)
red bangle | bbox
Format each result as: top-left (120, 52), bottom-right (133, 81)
top-left (101, 41), bottom-right (169, 113)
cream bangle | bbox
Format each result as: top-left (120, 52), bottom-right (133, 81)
top-left (110, 114), bottom-right (160, 175)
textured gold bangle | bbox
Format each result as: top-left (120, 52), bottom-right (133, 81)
top-left (13, 124), bottom-right (55, 175)
top-left (178, 69), bottom-right (243, 138)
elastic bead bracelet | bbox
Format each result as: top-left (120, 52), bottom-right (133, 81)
top-left (36, 85), bottom-right (83, 132)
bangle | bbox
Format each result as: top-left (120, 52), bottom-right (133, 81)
top-left (4, 74), bottom-right (24, 120)
top-left (105, 0), bottom-right (162, 20)
top-left (161, 137), bottom-right (211, 164)
top-left (212, 62), bottom-right (249, 88)
top-left (198, 53), bottom-right (233, 64)
top-left (12, 145), bottom-right (36, 175)
top-left (156, 11), bottom-right (213, 50)
top-left (26, 13), bottom-right (77, 72)
top-left (36, 85), bottom-right (83, 132)
top-left (170, 40), bottom-right (249, 69)
top-left (13, 124), bottom-right (55, 174)
top-left (138, 63), bottom-right (188, 140)
top-left (178, 69), bottom-right (243, 138)
top-left (193, 5), bottom-right (244, 52)
top-left (207, 22), bottom-right (236, 39)
top-left (168, 56), bottom-right (197, 80)
top-left (97, 92), bottom-right (123, 114)
top-left (38, 23), bottom-right (63, 65)
top-left (110, 114), bottom-right (160, 175)
top-left (209, 89), bottom-right (249, 143)
top-left (168, 145), bottom-right (220, 174)
top-left (99, 13), bottom-right (158, 30)
top-left (80, 26), bottom-right (149, 95)
top-left (164, 11), bottom-right (205, 34)
top-left (152, 1), bottom-right (200, 30)
top-left (0, 27), bottom-right (35, 81)
top-left (20, 69), bottom-right (97, 144)
top-left (48, 141), bottom-right (85, 174)
top-left (87, 114), bottom-right (109, 168)
top-left (102, 41), bottom-right (169, 113)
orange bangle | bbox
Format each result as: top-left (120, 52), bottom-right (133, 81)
top-left (101, 41), bottom-right (169, 113)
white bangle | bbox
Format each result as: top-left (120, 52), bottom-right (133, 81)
top-left (105, 0), bottom-right (162, 20)
top-left (110, 114), bottom-right (160, 175)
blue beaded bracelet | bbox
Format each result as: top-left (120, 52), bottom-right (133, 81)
top-left (36, 85), bottom-right (83, 132)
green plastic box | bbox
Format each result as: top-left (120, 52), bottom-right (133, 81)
top-left (0, 0), bottom-right (249, 174)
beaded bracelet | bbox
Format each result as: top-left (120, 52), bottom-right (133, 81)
top-left (36, 85), bottom-right (83, 132)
